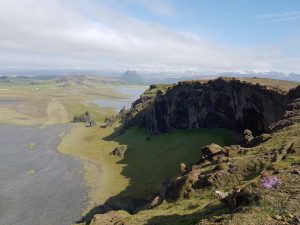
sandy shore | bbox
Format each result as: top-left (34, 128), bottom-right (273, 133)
top-left (0, 124), bottom-right (87, 225)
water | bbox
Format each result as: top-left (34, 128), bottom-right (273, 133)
top-left (0, 125), bottom-right (87, 225)
top-left (88, 86), bottom-right (148, 111)
top-left (0, 99), bottom-right (20, 106)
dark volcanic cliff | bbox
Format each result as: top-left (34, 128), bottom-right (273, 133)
top-left (123, 77), bottom-right (299, 135)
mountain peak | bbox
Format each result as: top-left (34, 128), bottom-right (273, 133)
top-left (120, 70), bottom-right (143, 83)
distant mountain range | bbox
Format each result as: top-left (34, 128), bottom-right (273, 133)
top-left (1, 69), bottom-right (300, 84)
top-left (136, 70), bottom-right (300, 83)
top-left (119, 70), bottom-right (300, 83)
top-left (219, 71), bottom-right (300, 82)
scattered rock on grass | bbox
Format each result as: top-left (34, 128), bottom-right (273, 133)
top-left (110, 145), bottom-right (128, 157)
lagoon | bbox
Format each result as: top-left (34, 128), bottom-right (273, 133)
top-left (88, 85), bottom-right (148, 111)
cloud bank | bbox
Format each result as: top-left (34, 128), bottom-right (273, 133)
top-left (0, 0), bottom-right (299, 73)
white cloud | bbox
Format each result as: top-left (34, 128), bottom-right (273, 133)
top-left (257, 11), bottom-right (300, 23)
top-left (0, 0), bottom-right (299, 73)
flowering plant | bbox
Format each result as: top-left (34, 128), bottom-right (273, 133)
top-left (261, 176), bottom-right (281, 189)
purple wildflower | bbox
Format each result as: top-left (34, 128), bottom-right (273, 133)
top-left (261, 176), bottom-right (281, 189)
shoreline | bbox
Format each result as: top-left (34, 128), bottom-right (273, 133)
top-left (57, 124), bottom-right (128, 217)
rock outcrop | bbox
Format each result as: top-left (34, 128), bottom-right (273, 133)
top-left (122, 78), bottom-right (299, 135)
top-left (73, 111), bottom-right (92, 123)
top-left (110, 145), bottom-right (128, 158)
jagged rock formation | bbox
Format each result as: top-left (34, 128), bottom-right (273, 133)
top-left (122, 77), bottom-right (299, 135)
top-left (271, 85), bottom-right (300, 131)
top-left (73, 111), bottom-right (92, 123)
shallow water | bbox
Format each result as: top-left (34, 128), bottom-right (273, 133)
top-left (88, 85), bottom-right (148, 111)
top-left (0, 99), bottom-right (20, 106)
top-left (0, 125), bottom-right (87, 225)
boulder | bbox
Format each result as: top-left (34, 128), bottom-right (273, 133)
top-left (110, 145), bottom-right (127, 158)
top-left (87, 120), bottom-right (96, 127)
top-left (222, 145), bottom-right (241, 157)
top-left (180, 162), bottom-right (188, 175)
top-left (149, 195), bottom-right (163, 208)
top-left (243, 131), bottom-right (272, 147)
top-left (207, 170), bottom-right (236, 187)
top-left (200, 143), bottom-right (224, 161)
top-left (214, 190), bottom-right (229, 202)
top-left (250, 133), bottom-right (272, 146)
top-left (243, 129), bottom-right (254, 146)
top-left (215, 184), bottom-right (262, 211)
top-left (165, 170), bottom-right (201, 200)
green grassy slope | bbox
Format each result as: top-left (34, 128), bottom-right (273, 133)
top-left (58, 124), bottom-right (236, 223)
top-left (114, 127), bottom-right (236, 198)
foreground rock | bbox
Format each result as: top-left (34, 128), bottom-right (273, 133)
top-left (215, 184), bottom-right (262, 211)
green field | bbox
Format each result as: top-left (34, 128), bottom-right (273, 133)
top-left (0, 75), bottom-right (125, 125)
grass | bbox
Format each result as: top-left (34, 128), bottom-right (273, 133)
top-left (0, 108), bottom-right (34, 125)
top-left (114, 127), bottom-right (236, 198)
top-left (58, 125), bottom-right (125, 213)
top-left (58, 123), bottom-right (236, 217)
top-left (45, 101), bottom-right (69, 125)
top-left (0, 76), bottom-right (123, 125)
top-left (76, 118), bottom-right (299, 225)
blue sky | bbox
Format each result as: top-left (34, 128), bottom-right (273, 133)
top-left (0, 0), bottom-right (300, 73)
top-left (107, 0), bottom-right (300, 47)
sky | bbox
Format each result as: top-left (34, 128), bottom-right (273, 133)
top-left (0, 0), bottom-right (300, 73)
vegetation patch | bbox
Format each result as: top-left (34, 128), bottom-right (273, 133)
top-left (27, 142), bottom-right (37, 149)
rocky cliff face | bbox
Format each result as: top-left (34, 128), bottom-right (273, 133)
top-left (123, 77), bottom-right (299, 135)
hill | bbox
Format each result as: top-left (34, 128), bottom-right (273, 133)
top-left (120, 71), bottom-right (144, 84)
top-left (86, 77), bottom-right (300, 225)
